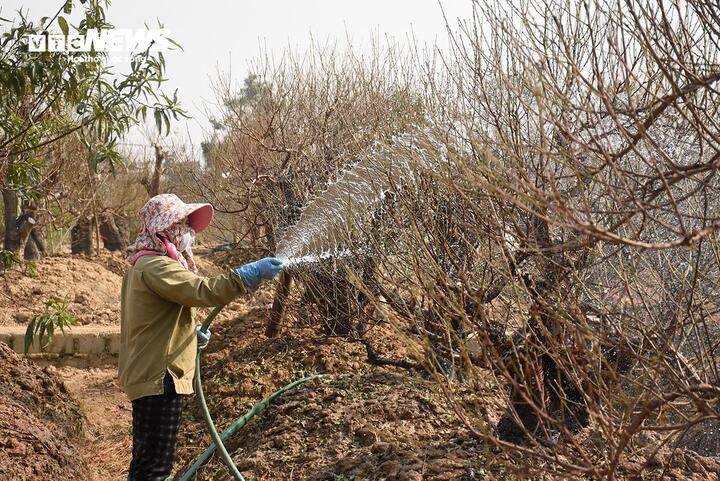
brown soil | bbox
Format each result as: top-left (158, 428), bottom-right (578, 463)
top-left (51, 360), bottom-right (132, 481)
top-left (0, 251), bottom-right (223, 328)
top-left (0, 342), bottom-right (88, 481)
top-left (2, 254), bottom-right (719, 481)
top-left (175, 304), bottom-right (488, 481)
top-left (0, 254), bottom-right (123, 326)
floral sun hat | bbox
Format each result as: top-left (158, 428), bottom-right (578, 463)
top-left (127, 194), bottom-right (214, 272)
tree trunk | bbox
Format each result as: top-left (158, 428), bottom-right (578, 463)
top-left (140, 144), bottom-right (166, 197)
top-left (71, 216), bottom-right (94, 255)
top-left (2, 187), bottom-right (20, 252)
top-left (16, 214), bottom-right (35, 257)
top-left (99, 211), bottom-right (127, 252)
top-left (30, 227), bottom-right (47, 255)
top-left (22, 217), bottom-right (46, 261)
top-left (24, 236), bottom-right (41, 260)
top-left (115, 215), bottom-right (129, 247)
top-left (265, 176), bottom-right (301, 337)
top-left (266, 271), bottom-right (293, 338)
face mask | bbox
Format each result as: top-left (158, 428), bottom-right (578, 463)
top-left (178, 229), bottom-right (194, 252)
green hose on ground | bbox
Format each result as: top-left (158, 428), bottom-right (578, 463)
top-left (192, 350), bottom-right (245, 480)
top-left (178, 373), bottom-right (324, 481)
top-left (194, 305), bottom-right (245, 481)
top-left (180, 305), bottom-right (323, 481)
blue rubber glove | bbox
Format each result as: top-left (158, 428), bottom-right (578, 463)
top-left (196, 326), bottom-right (211, 351)
top-left (236, 257), bottom-right (284, 289)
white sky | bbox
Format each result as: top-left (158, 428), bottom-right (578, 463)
top-left (1, 0), bottom-right (474, 157)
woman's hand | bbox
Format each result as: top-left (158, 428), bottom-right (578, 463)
top-left (235, 257), bottom-right (284, 288)
top-left (196, 326), bottom-right (211, 350)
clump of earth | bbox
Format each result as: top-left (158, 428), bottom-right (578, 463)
top-left (0, 342), bottom-right (87, 480)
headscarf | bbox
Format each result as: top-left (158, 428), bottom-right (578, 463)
top-left (127, 194), bottom-right (213, 273)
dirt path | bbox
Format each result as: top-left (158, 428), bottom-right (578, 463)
top-left (51, 362), bottom-right (131, 481)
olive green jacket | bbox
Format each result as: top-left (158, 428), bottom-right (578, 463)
top-left (118, 255), bottom-right (248, 401)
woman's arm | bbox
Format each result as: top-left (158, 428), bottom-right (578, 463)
top-left (140, 256), bottom-right (248, 307)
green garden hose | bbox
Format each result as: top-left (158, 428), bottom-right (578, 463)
top-left (179, 305), bottom-right (323, 481)
top-left (200, 305), bottom-right (224, 332)
top-left (178, 373), bottom-right (323, 481)
top-left (192, 350), bottom-right (245, 480)
top-left (195, 306), bottom-right (245, 481)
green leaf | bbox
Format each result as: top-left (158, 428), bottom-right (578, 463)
top-left (46, 322), bottom-right (55, 349)
top-left (154, 108), bottom-right (162, 133)
top-left (58, 16), bottom-right (69, 36)
top-left (37, 321), bottom-right (47, 350)
top-left (63, 0), bottom-right (73, 14)
top-left (24, 317), bottom-right (36, 353)
top-left (24, 261), bottom-right (37, 276)
top-left (166, 37), bottom-right (184, 51)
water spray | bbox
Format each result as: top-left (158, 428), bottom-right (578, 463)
top-left (274, 126), bottom-right (454, 265)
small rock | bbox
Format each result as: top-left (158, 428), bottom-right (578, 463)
top-left (74, 293), bottom-right (88, 305)
top-left (355, 427), bottom-right (378, 447)
top-left (14, 312), bottom-right (30, 323)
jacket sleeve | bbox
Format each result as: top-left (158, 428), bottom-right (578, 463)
top-left (140, 256), bottom-right (249, 307)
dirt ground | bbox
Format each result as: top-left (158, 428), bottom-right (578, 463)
top-left (0, 252), bottom-right (220, 327)
top-left (172, 305), bottom-right (720, 481)
top-left (0, 342), bottom-right (88, 481)
top-left (170, 291), bottom-right (512, 481)
top-left (0, 254), bottom-right (124, 326)
top-left (2, 254), bottom-right (720, 481)
top-left (2, 355), bottom-right (135, 481)
top-left (50, 359), bottom-right (133, 481)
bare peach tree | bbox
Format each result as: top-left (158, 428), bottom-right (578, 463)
top-left (196, 0), bottom-right (720, 478)
top-left (193, 42), bottom-right (425, 254)
top-left (343, 0), bottom-right (720, 478)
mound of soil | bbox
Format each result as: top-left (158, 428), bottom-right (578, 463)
top-left (0, 342), bottom-right (87, 480)
top-left (175, 305), bottom-right (486, 481)
top-left (0, 254), bottom-right (122, 325)
top-left (174, 301), bottom-right (720, 481)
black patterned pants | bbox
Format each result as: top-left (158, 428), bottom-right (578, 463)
top-left (127, 373), bottom-right (184, 481)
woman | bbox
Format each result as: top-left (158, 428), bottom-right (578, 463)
top-left (119, 194), bottom-right (283, 481)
